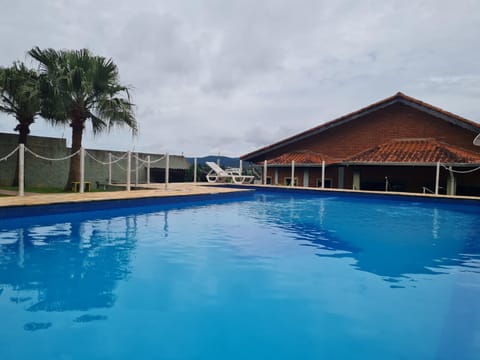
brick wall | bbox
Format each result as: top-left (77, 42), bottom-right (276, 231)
top-left (265, 103), bottom-right (479, 160)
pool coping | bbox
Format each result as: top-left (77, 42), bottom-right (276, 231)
top-left (0, 182), bottom-right (479, 213)
top-left (219, 183), bottom-right (480, 205)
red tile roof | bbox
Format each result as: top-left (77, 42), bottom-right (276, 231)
top-left (241, 92), bottom-right (480, 161)
top-left (345, 138), bottom-right (480, 164)
top-left (266, 150), bottom-right (338, 165)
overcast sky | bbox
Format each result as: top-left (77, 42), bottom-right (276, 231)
top-left (1, 0), bottom-right (479, 157)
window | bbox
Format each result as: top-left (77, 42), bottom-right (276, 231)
top-left (316, 178), bottom-right (332, 188)
top-left (265, 176), bottom-right (272, 184)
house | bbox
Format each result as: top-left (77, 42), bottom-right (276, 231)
top-left (240, 92), bottom-right (480, 196)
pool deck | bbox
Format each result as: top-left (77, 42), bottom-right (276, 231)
top-left (0, 183), bottom-right (251, 208)
top-left (0, 182), bottom-right (479, 209)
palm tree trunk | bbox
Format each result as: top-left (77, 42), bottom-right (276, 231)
top-left (66, 119), bottom-right (85, 190)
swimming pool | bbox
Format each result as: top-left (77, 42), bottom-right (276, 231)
top-left (0, 190), bottom-right (479, 359)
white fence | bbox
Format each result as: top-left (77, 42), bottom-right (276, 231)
top-left (1, 145), bottom-right (173, 196)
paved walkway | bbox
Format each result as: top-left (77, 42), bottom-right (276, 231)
top-left (0, 183), bottom-right (250, 208)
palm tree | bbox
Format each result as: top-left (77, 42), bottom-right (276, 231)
top-left (0, 62), bottom-right (41, 186)
top-left (0, 62), bottom-right (41, 145)
top-left (28, 47), bottom-right (137, 189)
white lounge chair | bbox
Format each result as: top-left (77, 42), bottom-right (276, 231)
top-left (205, 162), bottom-right (254, 184)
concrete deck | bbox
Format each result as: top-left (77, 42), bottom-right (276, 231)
top-left (0, 183), bottom-right (250, 208)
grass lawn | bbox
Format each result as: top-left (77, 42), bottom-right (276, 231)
top-left (0, 186), bottom-right (65, 194)
top-left (0, 185), bottom-right (124, 194)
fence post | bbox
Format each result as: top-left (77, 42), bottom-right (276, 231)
top-left (135, 152), bottom-right (139, 186)
top-left (165, 153), bottom-right (169, 190)
top-left (18, 144), bottom-right (24, 197)
top-left (194, 157), bottom-right (197, 183)
top-left (147, 155), bottom-right (151, 184)
top-left (263, 160), bottom-right (267, 185)
top-left (321, 160), bottom-right (325, 188)
top-left (291, 160), bottom-right (295, 187)
top-left (108, 152), bottom-right (112, 185)
top-left (435, 162), bottom-right (440, 195)
top-left (126, 151), bottom-right (131, 191)
top-left (80, 147), bottom-right (85, 193)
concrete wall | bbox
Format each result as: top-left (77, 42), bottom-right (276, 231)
top-left (0, 133), bottom-right (69, 187)
top-left (0, 133), bottom-right (190, 188)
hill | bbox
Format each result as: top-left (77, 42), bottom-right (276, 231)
top-left (186, 156), bottom-right (246, 168)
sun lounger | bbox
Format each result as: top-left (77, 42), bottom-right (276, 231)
top-left (205, 162), bottom-right (254, 184)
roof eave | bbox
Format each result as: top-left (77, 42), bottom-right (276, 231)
top-left (240, 92), bottom-right (480, 161)
top-left (342, 161), bottom-right (480, 167)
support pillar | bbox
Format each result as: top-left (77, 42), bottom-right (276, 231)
top-left (435, 162), bottom-right (440, 195)
top-left (321, 160), bottom-right (325, 189)
top-left (303, 169), bottom-right (309, 187)
top-left (291, 160), bottom-right (295, 187)
top-left (194, 158), bottom-right (197, 183)
top-left (447, 167), bottom-right (456, 196)
top-left (165, 153), bottom-right (170, 190)
top-left (147, 155), bottom-right (151, 184)
top-left (263, 160), bottom-right (267, 185)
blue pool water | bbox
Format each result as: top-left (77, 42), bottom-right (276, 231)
top-left (0, 190), bottom-right (479, 359)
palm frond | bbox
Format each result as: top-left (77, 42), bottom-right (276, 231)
top-left (89, 113), bottom-right (109, 135)
top-left (29, 47), bottom-right (137, 136)
top-left (95, 97), bottom-right (137, 135)
top-left (0, 61), bottom-right (41, 124)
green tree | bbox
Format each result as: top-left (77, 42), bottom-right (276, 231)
top-left (0, 62), bottom-right (42, 186)
top-left (0, 62), bottom-right (41, 145)
top-left (28, 47), bottom-right (137, 189)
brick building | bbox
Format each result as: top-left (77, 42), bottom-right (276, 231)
top-left (241, 93), bottom-right (480, 196)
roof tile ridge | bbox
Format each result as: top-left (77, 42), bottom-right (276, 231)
top-left (391, 137), bottom-right (436, 142)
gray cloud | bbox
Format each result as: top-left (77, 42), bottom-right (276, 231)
top-left (1, 0), bottom-right (479, 157)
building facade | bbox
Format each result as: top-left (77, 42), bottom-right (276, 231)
top-left (241, 93), bottom-right (480, 196)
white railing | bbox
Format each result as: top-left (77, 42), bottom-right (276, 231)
top-left (0, 145), bottom-right (174, 196)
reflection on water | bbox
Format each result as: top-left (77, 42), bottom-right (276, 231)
top-left (1, 195), bottom-right (479, 305)
top-left (0, 212), bottom-right (141, 318)
top-left (248, 194), bottom-right (480, 279)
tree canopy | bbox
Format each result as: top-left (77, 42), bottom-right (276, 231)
top-left (28, 47), bottom-right (137, 186)
top-left (0, 62), bottom-right (41, 144)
